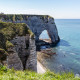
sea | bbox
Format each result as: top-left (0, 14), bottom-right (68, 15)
top-left (39, 19), bottom-right (80, 74)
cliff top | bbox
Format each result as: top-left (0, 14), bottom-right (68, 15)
top-left (0, 14), bottom-right (54, 21)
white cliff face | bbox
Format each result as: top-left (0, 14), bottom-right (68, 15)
top-left (25, 16), bottom-right (59, 43)
top-left (7, 35), bottom-right (37, 71)
top-left (7, 47), bottom-right (23, 70)
top-left (26, 38), bottom-right (37, 71)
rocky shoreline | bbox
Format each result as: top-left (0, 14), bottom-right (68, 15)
top-left (37, 48), bottom-right (57, 73)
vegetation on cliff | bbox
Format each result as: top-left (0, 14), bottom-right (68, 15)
top-left (0, 65), bottom-right (79, 80)
top-left (0, 21), bottom-right (34, 63)
top-left (0, 13), bottom-right (53, 22)
top-left (0, 49), bottom-right (8, 64)
top-left (0, 21), bottom-right (34, 40)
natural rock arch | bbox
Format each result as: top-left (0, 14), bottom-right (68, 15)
top-left (0, 14), bottom-right (60, 71)
top-left (1, 15), bottom-right (60, 44)
top-left (25, 16), bottom-right (60, 44)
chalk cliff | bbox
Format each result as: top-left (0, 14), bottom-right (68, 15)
top-left (1, 15), bottom-right (60, 44)
top-left (0, 21), bottom-right (37, 71)
top-left (7, 35), bottom-right (37, 71)
top-left (26, 16), bottom-right (60, 43)
top-left (0, 14), bottom-right (60, 71)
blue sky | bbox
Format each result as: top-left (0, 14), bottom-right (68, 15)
top-left (0, 0), bottom-right (80, 19)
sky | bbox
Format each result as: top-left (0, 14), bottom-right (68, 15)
top-left (0, 0), bottom-right (80, 19)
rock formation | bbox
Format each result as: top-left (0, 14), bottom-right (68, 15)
top-left (0, 14), bottom-right (60, 72)
top-left (1, 15), bottom-right (60, 44)
top-left (0, 21), bottom-right (37, 71)
top-left (7, 35), bottom-right (37, 71)
top-left (26, 38), bottom-right (37, 71)
top-left (26, 16), bottom-right (60, 44)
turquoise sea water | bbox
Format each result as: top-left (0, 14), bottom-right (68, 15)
top-left (40, 19), bottom-right (80, 74)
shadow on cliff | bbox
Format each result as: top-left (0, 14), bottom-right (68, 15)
top-left (57, 39), bottom-right (71, 47)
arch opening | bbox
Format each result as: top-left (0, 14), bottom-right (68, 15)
top-left (35, 30), bottom-right (52, 50)
top-left (39, 30), bottom-right (51, 43)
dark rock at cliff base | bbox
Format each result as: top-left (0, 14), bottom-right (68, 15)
top-left (36, 36), bottom-right (60, 51)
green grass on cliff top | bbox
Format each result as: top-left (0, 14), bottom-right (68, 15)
top-left (0, 65), bottom-right (80, 80)
top-left (0, 21), bottom-right (34, 40)
top-left (0, 21), bottom-right (34, 49)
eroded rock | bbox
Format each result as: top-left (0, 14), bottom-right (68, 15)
top-left (7, 35), bottom-right (37, 71)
